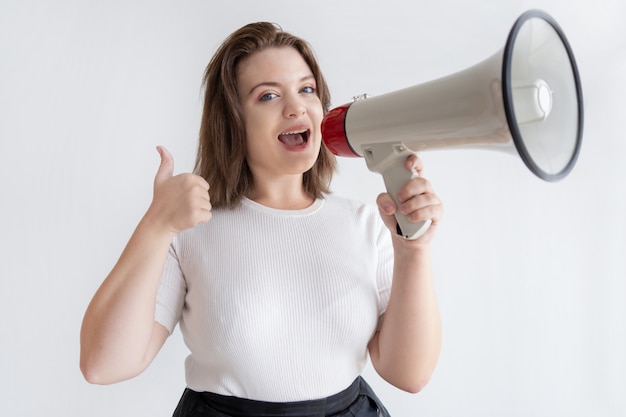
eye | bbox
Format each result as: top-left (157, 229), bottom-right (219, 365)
top-left (300, 86), bottom-right (316, 94)
top-left (259, 92), bottom-right (278, 102)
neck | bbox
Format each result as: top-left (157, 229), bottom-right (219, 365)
top-left (247, 174), bottom-right (314, 210)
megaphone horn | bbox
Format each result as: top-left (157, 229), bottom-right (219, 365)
top-left (322, 9), bottom-right (584, 240)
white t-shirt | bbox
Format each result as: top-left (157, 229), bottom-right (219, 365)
top-left (155, 194), bottom-right (394, 402)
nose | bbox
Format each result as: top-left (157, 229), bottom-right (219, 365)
top-left (283, 95), bottom-right (306, 118)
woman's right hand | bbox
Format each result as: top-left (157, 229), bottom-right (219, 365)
top-left (147, 146), bottom-right (212, 235)
top-left (80, 146), bottom-right (212, 384)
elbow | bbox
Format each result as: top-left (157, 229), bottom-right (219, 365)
top-left (80, 355), bottom-right (115, 385)
top-left (377, 364), bottom-right (436, 394)
top-left (80, 361), bottom-right (137, 385)
top-left (80, 360), bottom-right (106, 385)
top-left (79, 331), bottom-right (158, 385)
top-left (80, 353), bottom-right (136, 385)
top-left (397, 374), bottom-right (433, 394)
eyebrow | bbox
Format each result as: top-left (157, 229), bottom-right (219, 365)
top-left (248, 75), bottom-right (316, 96)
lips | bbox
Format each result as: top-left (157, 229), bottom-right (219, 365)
top-left (278, 129), bottom-right (310, 146)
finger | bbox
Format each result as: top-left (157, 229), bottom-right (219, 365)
top-left (196, 176), bottom-right (210, 192)
top-left (399, 193), bottom-right (442, 222)
top-left (405, 153), bottom-right (423, 174)
top-left (376, 192), bottom-right (402, 234)
top-left (376, 193), bottom-right (397, 216)
top-left (179, 172), bottom-right (210, 193)
top-left (155, 146), bottom-right (174, 185)
top-left (397, 177), bottom-right (433, 204)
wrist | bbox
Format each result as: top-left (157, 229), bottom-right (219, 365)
top-left (140, 209), bottom-right (178, 239)
top-left (391, 235), bottom-right (432, 260)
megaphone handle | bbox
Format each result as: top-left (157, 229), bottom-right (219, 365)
top-left (380, 162), bottom-right (432, 240)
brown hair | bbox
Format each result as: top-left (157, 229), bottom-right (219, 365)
top-left (194, 22), bottom-right (337, 209)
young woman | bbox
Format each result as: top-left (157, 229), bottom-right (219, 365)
top-left (80, 22), bottom-right (443, 417)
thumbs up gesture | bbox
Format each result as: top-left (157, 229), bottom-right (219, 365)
top-left (147, 146), bottom-right (212, 235)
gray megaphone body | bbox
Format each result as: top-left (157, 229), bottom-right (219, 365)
top-left (321, 9), bottom-right (583, 240)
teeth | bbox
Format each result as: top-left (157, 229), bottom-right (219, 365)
top-left (278, 129), bottom-right (308, 146)
top-left (280, 129), bottom-right (308, 135)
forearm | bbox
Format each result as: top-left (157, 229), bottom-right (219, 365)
top-left (370, 244), bottom-right (442, 393)
top-left (80, 214), bottom-right (174, 383)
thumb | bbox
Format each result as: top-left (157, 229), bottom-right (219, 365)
top-left (376, 193), bottom-right (399, 231)
top-left (154, 145), bottom-right (174, 185)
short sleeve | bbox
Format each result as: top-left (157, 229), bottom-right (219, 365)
top-left (154, 244), bottom-right (186, 334)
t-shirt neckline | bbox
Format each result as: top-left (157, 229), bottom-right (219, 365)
top-left (241, 197), bottom-right (325, 217)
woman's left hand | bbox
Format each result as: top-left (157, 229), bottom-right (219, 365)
top-left (376, 153), bottom-right (443, 246)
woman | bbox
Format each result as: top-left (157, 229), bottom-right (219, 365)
top-left (80, 22), bottom-right (443, 416)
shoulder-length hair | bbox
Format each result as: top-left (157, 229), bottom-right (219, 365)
top-left (194, 22), bottom-right (337, 209)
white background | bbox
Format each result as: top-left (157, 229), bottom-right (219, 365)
top-left (1, 0), bottom-right (625, 416)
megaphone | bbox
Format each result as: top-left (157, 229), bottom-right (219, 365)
top-left (322, 9), bottom-right (583, 240)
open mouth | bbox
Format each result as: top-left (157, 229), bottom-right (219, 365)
top-left (278, 129), bottom-right (310, 147)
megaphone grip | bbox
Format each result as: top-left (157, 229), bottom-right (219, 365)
top-left (381, 162), bottom-right (432, 240)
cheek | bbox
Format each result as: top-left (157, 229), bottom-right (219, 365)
top-left (244, 104), bottom-right (273, 132)
top-left (312, 105), bottom-right (323, 121)
top-left (311, 107), bottom-right (324, 138)
top-left (310, 100), bottom-right (324, 126)
top-left (244, 115), bottom-right (273, 158)
top-left (243, 111), bottom-right (265, 143)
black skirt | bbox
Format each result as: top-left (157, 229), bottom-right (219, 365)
top-left (172, 377), bottom-right (391, 417)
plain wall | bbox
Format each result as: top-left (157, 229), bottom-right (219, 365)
top-left (1, 0), bottom-right (625, 415)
